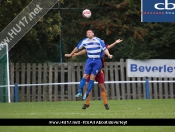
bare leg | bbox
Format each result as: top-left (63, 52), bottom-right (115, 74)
top-left (99, 83), bottom-right (109, 110)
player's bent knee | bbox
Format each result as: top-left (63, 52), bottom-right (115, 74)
top-left (83, 74), bottom-right (89, 79)
top-left (99, 84), bottom-right (106, 92)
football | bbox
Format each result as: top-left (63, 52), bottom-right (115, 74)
top-left (82, 9), bottom-right (91, 18)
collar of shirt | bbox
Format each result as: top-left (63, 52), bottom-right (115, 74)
top-left (87, 37), bottom-right (96, 41)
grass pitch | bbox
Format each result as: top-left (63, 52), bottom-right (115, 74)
top-left (0, 99), bottom-right (174, 132)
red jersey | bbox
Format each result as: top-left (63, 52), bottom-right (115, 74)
top-left (101, 45), bottom-right (109, 68)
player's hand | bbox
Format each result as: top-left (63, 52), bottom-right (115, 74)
top-left (115, 39), bottom-right (123, 44)
top-left (108, 54), bottom-right (113, 59)
top-left (65, 54), bottom-right (72, 57)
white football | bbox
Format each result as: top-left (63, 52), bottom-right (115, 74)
top-left (82, 9), bottom-right (91, 18)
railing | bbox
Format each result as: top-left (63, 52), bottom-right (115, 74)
top-left (1, 79), bottom-right (173, 102)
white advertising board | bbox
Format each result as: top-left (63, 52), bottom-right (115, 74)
top-left (127, 59), bottom-right (175, 78)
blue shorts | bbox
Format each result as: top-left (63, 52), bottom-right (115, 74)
top-left (84, 58), bottom-right (102, 75)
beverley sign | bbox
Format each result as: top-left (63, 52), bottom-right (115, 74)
top-left (127, 59), bottom-right (175, 78)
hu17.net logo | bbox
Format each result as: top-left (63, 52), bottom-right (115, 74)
top-left (141, 0), bottom-right (175, 22)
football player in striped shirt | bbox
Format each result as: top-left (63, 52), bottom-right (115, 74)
top-left (65, 30), bottom-right (113, 101)
top-left (72, 39), bottom-right (122, 110)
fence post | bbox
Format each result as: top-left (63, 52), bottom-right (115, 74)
top-left (145, 79), bottom-right (150, 99)
top-left (14, 83), bottom-right (18, 102)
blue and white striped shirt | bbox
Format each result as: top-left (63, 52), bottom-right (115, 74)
top-left (76, 37), bottom-right (107, 58)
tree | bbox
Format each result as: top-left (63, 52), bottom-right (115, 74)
top-left (61, 0), bottom-right (175, 62)
top-left (0, 0), bottom-right (63, 63)
top-left (1, 0), bottom-right (175, 63)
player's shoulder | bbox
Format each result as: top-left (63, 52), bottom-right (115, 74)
top-left (94, 37), bottom-right (101, 40)
top-left (94, 37), bottom-right (104, 44)
top-left (83, 37), bottom-right (88, 40)
top-left (78, 38), bottom-right (88, 44)
top-left (77, 38), bottom-right (88, 46)
top-left (81, 37), bottom-right (89, 42)
top-left (93, 37), bottom-right (103, 43)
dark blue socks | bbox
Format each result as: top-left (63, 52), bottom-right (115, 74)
top-left (78, 78), bottom-right (86, 93)
top-left (86, 80), bottom-right (94, 95)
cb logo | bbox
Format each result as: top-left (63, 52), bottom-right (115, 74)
top-left (154, 0), bottom-right (175, 10)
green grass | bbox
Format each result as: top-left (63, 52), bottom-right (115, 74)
top-left (0, 99), bottom-right (175, 132)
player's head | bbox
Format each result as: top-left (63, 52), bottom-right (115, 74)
top-left (86, 30), bottom-right (94, 39)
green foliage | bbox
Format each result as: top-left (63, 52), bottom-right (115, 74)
top-left (0, 0), bottom-right (63, 63)
top-left (1, 0), bottom-right (175, 62)
top-left (61, 0), bottom-right (175, 62)
top-left (9, 9), bottom-right (62, 63)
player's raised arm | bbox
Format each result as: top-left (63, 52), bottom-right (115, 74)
top-left (73, 49), bottom-right (87, 57)
top-left (65, 47), bottom-right (79, 58)
top-left (65, 38), bottom-right (86, 58)
top-left (108, 39), bottom-right (123, 50)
